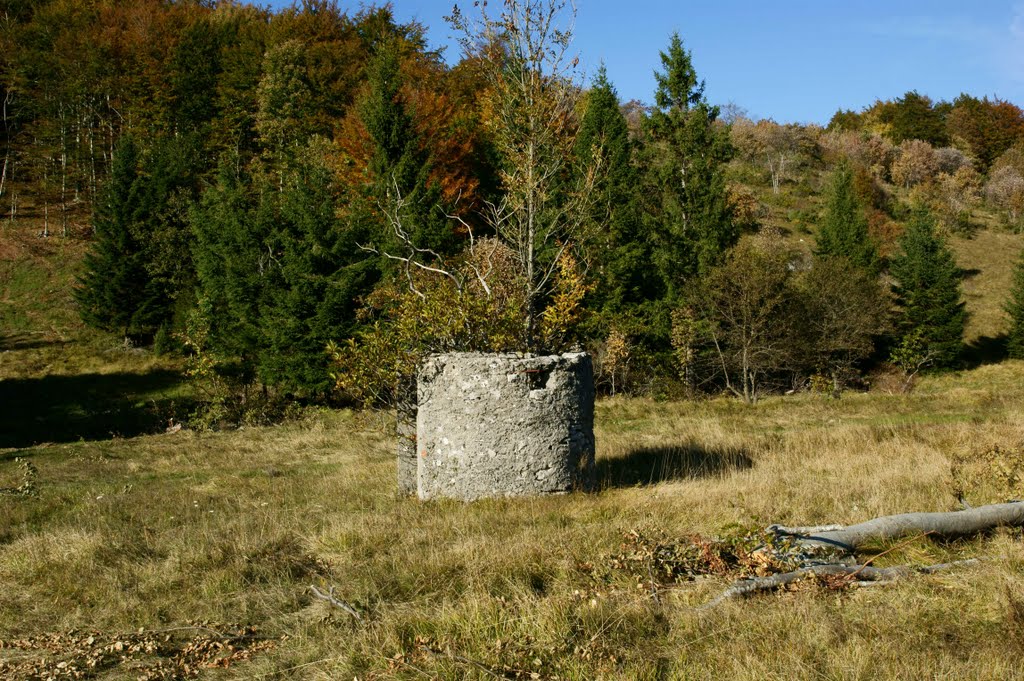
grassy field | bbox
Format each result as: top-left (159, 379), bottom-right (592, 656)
top-left (4, 213), bottom-right (1024, 678)
top-left (3, 344), bottom-right (1024, 678)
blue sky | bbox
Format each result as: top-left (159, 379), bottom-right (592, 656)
top-left (264, 1), bottom-right (1024, 124)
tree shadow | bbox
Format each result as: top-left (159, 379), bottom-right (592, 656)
top-left (597, 442), bottom-right (753, 489)
top-left (0, 369), bottom-right (190, 451)
top-left (962, 334), bottom-right (1008, 369)
top-left (0, 333), bottom-right (66, 352)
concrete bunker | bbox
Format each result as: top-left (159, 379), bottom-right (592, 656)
top-left (412, 352), bottom-right (595, 501)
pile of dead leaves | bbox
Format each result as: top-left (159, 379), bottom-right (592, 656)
top-left (0, 457), bottom-right (38, 497)
top-left (604, 529), bottom-right (810, 595)
top-left (0, 622), bottom-right (282, 680)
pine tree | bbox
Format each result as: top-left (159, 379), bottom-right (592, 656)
top-left (890, 210), bottom-right (966, 368)
top-left (75, 136), bottom-right (163, 341)
top-left (643, 32), bottom-right (735, 299)
top-left (817, 162), bottom-right (879, 273)
top-left (1005, 248), bottom-right (1024, 359)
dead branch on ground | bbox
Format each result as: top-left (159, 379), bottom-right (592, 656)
top-left (308, 585), bottom-right (361, 620)
top-left (698, 501), bottom-right (1022, 609)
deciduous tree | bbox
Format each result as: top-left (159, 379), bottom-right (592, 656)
top-left (879, 91), bottom-right (949, 147)
top-left (694, 239), bottom-right (801, 403)
top-left (985, 165), bottom-right (1024, 226)
top-left (891, 139), bottom-right (939, 188)
top-left (796, 257), bottom-right (889, 394)
top-left (447, 0), bottom-right (596, 347)
top-left (947, 94), bottom-right (1024, 171)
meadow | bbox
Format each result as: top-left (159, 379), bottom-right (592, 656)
top-left (3, 218), bottom-right (1024, 679)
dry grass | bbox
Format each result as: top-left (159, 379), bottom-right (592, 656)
top-left (4, 211), bottom-right (1024, 679)
top-left (3, 363), bottom-right (1024, 679)
top-left (951, 227), bottom-right (1024, 343)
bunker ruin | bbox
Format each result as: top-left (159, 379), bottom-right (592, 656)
top-left (412, 352), bottom-right (595, 501)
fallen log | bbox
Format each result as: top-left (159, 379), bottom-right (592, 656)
top-left (770, 501), bottom-right (1024, 554)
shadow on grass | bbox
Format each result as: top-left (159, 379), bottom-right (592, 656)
top-left (0, 333), bottom-right (66, 352)
top-left (962, 334), bottom-right (1008, 369)
top-left (597, 442), bottom-right (753, 488)
top-left (0, 369), bottom-right (190, 450)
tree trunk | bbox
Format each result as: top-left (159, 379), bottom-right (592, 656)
top-left (0, 89), bottom-right (10, 206)
top-left (0, 150), bottom-right (7, 208)
top-left (698, 560), bottom-right (978, 611)
top-left (770, 501), bottom-right (1024, 553)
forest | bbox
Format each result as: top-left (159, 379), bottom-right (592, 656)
top-left (4, 0), bottom-right (1024, 421)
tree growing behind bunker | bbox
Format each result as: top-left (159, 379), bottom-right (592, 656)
top-left (331, 0), bottom-right (601, 498)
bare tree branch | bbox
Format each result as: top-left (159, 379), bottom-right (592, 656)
top-left (308, 585), bottom-right (361, 620)
top-left (697, 560), bottom-right (980, 611)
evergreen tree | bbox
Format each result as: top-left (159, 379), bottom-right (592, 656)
top-left (1005, 248), bottom-right (1024, 359)
top-left (360, 39), bottom-right (453, 255)
top-left (191, 156), bottom-right (270, 368)
top-left (75, 136), bottom-right (165, 341)
top-left (817, 162), bottom-right (879, 274)
top-left (259, 144), bottom-right (379, 393)
top-left (255, 39), bottom-right (314, 181)
top-left (575, 66), bottom-right (659, 313)
top-left (890, 210), bottom-right (966, 368)
top-left (168, 17), bottom-right (224, 134)
top-left (643, 32), bottom-right (735, 300)
top-left (193, 143), bottom-right (380, 395)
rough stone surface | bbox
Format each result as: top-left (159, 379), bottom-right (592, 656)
top-left (416, 352), bottom-right (595, 501)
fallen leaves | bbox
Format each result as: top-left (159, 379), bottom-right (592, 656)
top-left (0, 623), bottom-right (282, 680)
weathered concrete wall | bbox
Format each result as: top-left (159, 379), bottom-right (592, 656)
top-left (416, 352), bottom-right (595, 501)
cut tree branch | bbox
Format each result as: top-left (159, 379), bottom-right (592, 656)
top-left (697, 502), bottom-right (1021, 609)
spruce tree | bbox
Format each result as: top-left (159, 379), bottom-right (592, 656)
top-left (890, 210), bottom-right (966, 368)
top-left (77, 134), bottom-right (201, 343)
top-left (817, 162), bottom-right (879, 274)
top-left (360, 39), bottom-right (453, 255)
top-left (75, 136), bottom-right (162, 341)
top-left (643, 33), bottom-right (735, 300)
top-left (191, 157), bottom-right (268, 366)
top-left (1005, 248), bottom-right (1024, 359)
top-left (575, 66), bottom-right (659, 313)
top-left (259, 145), bottom-right (379, 393)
